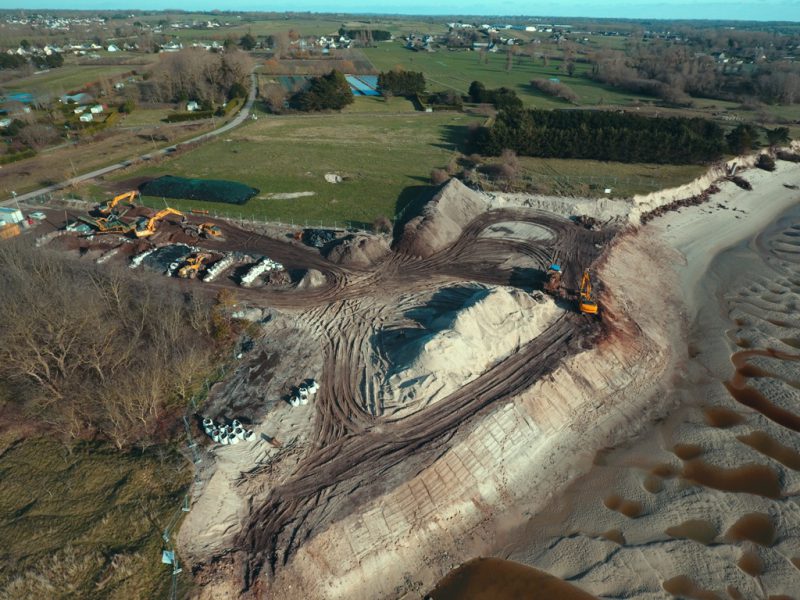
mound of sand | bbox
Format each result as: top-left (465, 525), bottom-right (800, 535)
top-left (296, 268), bottom-right (326, 289)
top-left (395, 179), bottom-right (488, 258)
top-left (325, 234), bottom-right (389, 268)
top-left (381, 286), bottom-right (559, 415)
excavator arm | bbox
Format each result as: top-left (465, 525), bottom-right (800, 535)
top-left (134, 207), bottom-right (184, 238)
top-left (99, 190), bottom-right (139, 215)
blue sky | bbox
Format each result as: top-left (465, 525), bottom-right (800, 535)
top-left (1, 0), bottom-right (799, 22)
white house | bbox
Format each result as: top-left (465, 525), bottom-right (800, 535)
top-left (161, 41), bottom-right (183, 52)
top-left (107, 44), bottom-right (120, 52)
top-left (73, 106), bottom-right (85, 114)
top-left (0, 118), bottom-right (11, 128)
top-left (89, 104), bottom-right (104, 114)
top-left (79, 113), bottom-right (94, 122)
top-left (186, 101), bottom-right (200, 112)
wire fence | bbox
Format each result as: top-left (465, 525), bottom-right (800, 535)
top-left (22, 192), bottom-right (377, 234)
top-left (158, 358), bottom-right (235, 600)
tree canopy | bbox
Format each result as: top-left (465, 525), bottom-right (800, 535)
top-left (474, 108), bottom-right (726, 164)
top-left (291, 70), bottom-right (353, 111)
top-left (377, 70), bottom-right (426, 96)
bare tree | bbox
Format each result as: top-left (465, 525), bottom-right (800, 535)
top-left (0, 240), bottom-right (225, 448)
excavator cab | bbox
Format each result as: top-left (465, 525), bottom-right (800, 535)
top-left (578, 270), bottom-right (599, 316)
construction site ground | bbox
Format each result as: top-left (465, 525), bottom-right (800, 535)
top-left (28, 181), bottom-right (612, 598)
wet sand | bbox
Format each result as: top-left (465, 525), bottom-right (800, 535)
top-left (427, 557), bottom-right (597, 600)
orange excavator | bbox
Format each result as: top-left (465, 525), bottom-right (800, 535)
top-left (98, 190), bottom-right (139, 216)
top-left (198, 222), bottom-right (223, 239)
top-left (578, 270), bottom-right (599, 316)
top-left (134, 207), bottom-right (184, 238)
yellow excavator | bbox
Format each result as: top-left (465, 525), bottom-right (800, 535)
top-left (177, 252), bottom-right (211, 279)
top-left (79, 208), bottom-right (135, 235)
top-left (198, 222), bottom-right (223, 239)
top-left (98, 190), bottom-right (139, 216)
top-left (134, 207), bottom-right (184, 238)
top-left (578, 270), bottom-right (599, 316)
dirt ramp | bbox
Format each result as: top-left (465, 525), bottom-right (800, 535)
top-left (395, 179), bottom-right (488, 258)
top-left (325, 234), bottom-right (389, 268)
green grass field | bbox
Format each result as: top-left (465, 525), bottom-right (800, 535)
top-left (111, 106), bottom-right (710, 228)
top-left (5, 63), bottom-right (146, 97)
top-left (510, 157), bottom-right (707, 197)
top-left (125, 110), bottom-right (478, 228)
top-left (362, 43), bottom-right (656, 108)
top-left (118, 107), bottom-right (181, 127)
top-left (0, 437), bottom-right (191, 599)
top-left (159, 15), bottom-right (445, 41)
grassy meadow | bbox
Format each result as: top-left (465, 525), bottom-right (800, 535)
top-left (0, 437), bottom-right (191, 599)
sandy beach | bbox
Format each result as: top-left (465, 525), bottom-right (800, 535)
top-left (499, 162), bottom-right (800, 598)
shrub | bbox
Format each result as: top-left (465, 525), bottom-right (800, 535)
top-left (756, 153), bottom-right (776, 171)
top-left (466, 80), bottom-right (523, 110)
top-left (777, 150), bottom-right (800, 163)
top-left (530, 78), bottom-right (579, 103)
top-left (430, 168), bottom-right (450, 185)
top-left (0, 149), bottom-right (36, 164)
top-left (163, 110), bottom-right (214, 122)
top-left (372, 216), bottom-right (392, 234)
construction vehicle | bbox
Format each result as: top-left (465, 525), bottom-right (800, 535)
top-left (0, 223), bottom-right (20, 240)
top-left (177, 252), bottom-right (211, 279)
top-left (133, 207), bottom-right (184, 238)
top-left (79, 211), bottom-right (135, 235)
top-left (578, 270), bottom-right (599, 316)
top-left (543, 263), bottom-right (564, 298)
top-left (198, 223), bottom-right (223, 239)
top-left (97, 190), bottom-right (139, 216)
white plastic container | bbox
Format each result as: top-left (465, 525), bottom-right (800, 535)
top-left (211, 429), bottom-right (220, 443)
top-left (244, 430), bottom-right (255, 442)
top-left (235, 427), bottom-right (245, 440)
top-left (232, 419), bottom-right (242, 429)
top-left (229, 433), bottom-right (240, 445)
top-left (308, 380), bottom-right (319, 394)
top-left (219, 433), bottom-right (230, 445)
top-left (290, 396), bottom-right (301, 407)
top-left (300, 394), bottom-right (308, 406)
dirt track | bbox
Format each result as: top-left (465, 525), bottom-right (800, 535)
top-left (32, 200), bottom-right (611, 593)
top-left (208, 208), bottom-right (612, 591)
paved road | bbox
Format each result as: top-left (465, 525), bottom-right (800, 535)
top-left (4, 71), bottom-right (258, 207)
